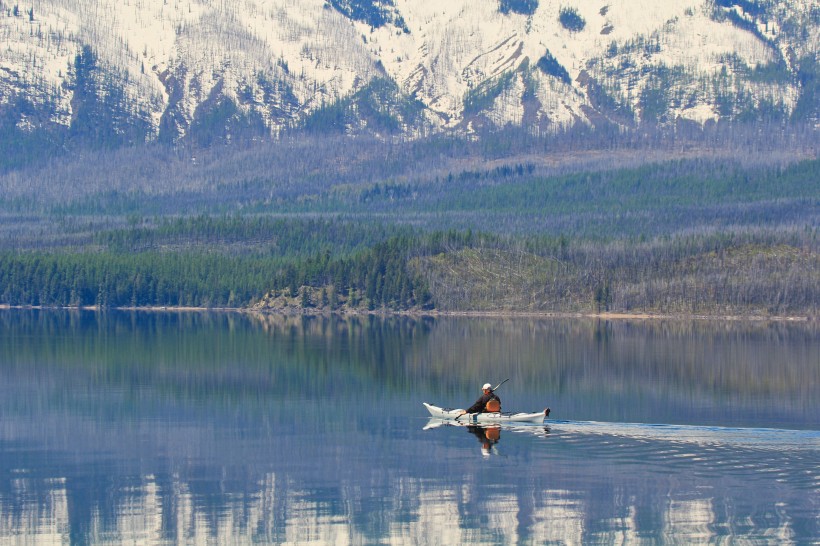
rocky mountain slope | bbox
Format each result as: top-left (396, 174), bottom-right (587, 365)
top-left (1, 0), bottom-right (817, 148)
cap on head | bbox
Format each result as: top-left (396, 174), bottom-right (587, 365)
top-left (482, 383), bottom-right (492, 390)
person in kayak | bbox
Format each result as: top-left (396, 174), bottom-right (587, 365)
top-left (459, 383), bottom-right (501, 416)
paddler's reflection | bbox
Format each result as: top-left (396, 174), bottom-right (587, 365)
top-left (467, 425), bottom-right (501, 456)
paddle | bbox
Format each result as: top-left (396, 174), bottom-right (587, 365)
top-left (492, 378), bottom-right (509, 391)
top-left (456, 379), bottom-right (509, 420)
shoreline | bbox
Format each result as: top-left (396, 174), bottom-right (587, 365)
top-left (0, 304), bottom-right (813, 322)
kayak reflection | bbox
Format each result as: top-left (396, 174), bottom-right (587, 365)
top-left (423, 418), bottom-right (551, 456)
top-left (467, 424), bottom-right (501, 456)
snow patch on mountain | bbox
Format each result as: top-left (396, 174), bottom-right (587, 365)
top-left (0, 0), bottom-right (814, 141)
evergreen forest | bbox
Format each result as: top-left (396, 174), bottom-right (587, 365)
top-left (0, 127), bottom-right (817, 317)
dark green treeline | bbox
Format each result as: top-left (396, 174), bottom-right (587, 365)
top-left (1, 220), bottom-right (817, 316)
top-left (0, 218), bottom-right (462, 310)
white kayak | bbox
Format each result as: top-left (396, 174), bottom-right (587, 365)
top-left (423, 402), bottom-right (549, 424)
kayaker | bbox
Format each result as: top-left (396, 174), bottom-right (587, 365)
top-left (459, 383), bottom-right (501, 416)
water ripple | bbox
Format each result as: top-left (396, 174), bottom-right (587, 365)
top-left (550, 420), bottom-right (820, 451)
top-left (544, 419), bottom-right (820, 492)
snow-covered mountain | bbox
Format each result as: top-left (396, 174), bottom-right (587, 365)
top-left (1, 0), bottom-right (817, 146)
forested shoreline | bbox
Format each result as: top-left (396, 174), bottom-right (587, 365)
top-left (1, 227), bottom-right (816, 318)
top-left (0, 143), bottom-right (817, 318)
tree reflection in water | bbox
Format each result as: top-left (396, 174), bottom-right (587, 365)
top-left (0, 310), bottom-right (817, 542)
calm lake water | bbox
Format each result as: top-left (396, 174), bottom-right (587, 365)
top-left (0, 310), bottom-right (818, 544)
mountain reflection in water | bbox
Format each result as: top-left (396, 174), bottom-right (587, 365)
top-left (0, 310), bottom-right (817, 543)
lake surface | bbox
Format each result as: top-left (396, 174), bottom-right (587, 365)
top-left (0, 310), bottom-right (818, 543)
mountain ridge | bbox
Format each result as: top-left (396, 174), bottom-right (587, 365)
top-left (0, 0), bottom-right (817, 151)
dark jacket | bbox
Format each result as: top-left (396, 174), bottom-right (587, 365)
top-left (465, 390), bottom-right (501, 414)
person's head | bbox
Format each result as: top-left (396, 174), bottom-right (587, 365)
top-left (482, 383), bottom-right (492, 392)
